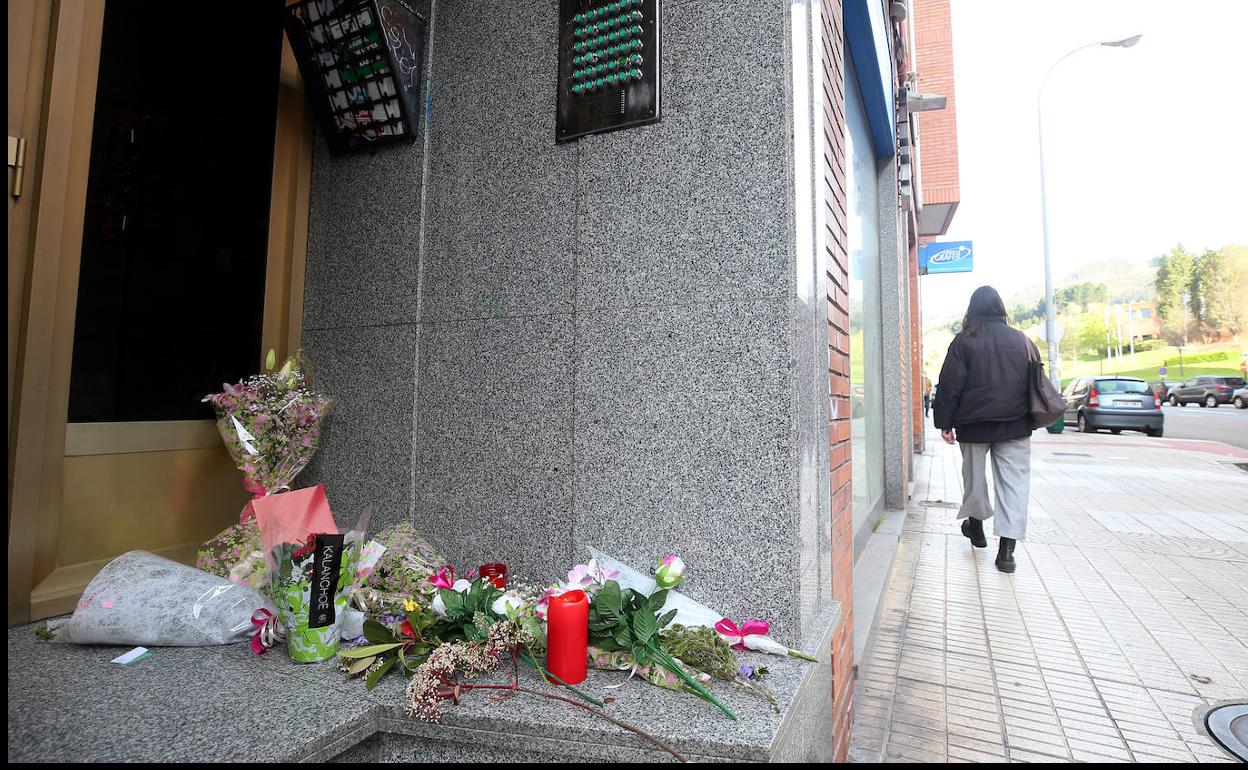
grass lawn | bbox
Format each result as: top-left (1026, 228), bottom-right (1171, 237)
top-left (1057, 344), bottom-right (1246, 388)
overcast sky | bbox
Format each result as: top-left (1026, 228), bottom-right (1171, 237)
top-left (920, 0), bottom-right (1248, 322)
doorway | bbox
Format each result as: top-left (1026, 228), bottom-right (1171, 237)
top-left (8, 0), bottom-right (313, 623)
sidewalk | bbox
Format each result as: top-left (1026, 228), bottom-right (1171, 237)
top-left (849, 429), bottom-right (1248, 763)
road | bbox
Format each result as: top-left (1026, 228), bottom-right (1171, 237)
top-left (1161, 402), bottom-right (1248, 450)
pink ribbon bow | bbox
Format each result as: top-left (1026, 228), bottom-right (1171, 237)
top-left (714, 618), bottom-right (771, 650)
top-left (250, 608), bottom-right (285, 655)
top-left (238, 477), bottom-right (268, 525)
top-left (429, 565), bottom-right (455, 590)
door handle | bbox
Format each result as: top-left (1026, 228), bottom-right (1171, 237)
top-left (8, 135), bottom-right (27, 198)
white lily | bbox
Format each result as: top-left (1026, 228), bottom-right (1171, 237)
top-left (491, 590), bottom-right (526, 618)
top-left (430, 578), bottom-right (472, 617)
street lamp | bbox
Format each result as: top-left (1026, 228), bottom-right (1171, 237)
top-left (1037, 34), bottom-right (1142, 388)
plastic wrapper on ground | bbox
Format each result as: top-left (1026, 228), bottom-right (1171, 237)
top-left (586, 546), bottom-right (724, 629)
top-left (48, 550), bottom-right (274, 647)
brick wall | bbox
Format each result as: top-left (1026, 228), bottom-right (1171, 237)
top-left (821, 0), bottom-right (854, 761)
top-left (913, 0), bottom-right (960, 204)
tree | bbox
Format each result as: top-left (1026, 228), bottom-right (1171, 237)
top-left (1051, 282), bottom-right (1107, 314)
top-left (1155, 245), bottom-right (1196, 345)
top-left (1194, 246), bottom-right (1248, 339)
top-left (1075, 315), bottom-right (1110, 357)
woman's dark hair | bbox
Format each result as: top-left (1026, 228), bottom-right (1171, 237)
top-left (958, 285), bottom-right (1010, 338)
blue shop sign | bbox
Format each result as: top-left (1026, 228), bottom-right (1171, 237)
top-left (920, 241), bottom-right (974, 274)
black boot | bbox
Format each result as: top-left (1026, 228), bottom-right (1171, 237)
top-left (995, 538), bottom-right (1017, 573)
top-left (961, 517), bottom-right (987, 548)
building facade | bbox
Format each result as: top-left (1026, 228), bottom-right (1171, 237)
top-left (8, 0), bottom-right (956, 759)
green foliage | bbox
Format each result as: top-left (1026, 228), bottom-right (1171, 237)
top-left (338, 613), bottom-right (439, 689)
top-left (434, 579), bottom-right (504, 642)
top-left (1012, 298), bottom-right (1047, 327)
top-left (1053, 282), bottom-right (1108, 314)
top-left (1133, 338), bottom-right (1164, 352)
top-left (587, 580), bottom-right (675, 661)
top-left (1155, 244), bottom-right (1196, 324)
top-left (1163, 351), bottom-right (1231, 366)
top-left (660, 624), bottom-right (781, 712)
top-left (588, 581), bottom-right (734, 719)
top-left (660, 624), bottom-right (739, 681)
top-left (1193, 247), bottom-right (1248, 338)
top-left (1075, 315), bottom-right (1110, 357)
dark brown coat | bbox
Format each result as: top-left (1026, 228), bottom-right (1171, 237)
top-left (933, 317), bottom-right (1033, 435)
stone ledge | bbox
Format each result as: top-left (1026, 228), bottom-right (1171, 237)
top-left (7, 602), bottom-right (838, 763)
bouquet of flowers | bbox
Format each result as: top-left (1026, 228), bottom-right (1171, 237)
top-left (271, 526), bottom-right (365, 663)
top-left (253, 487), bottom-right (367, 663)
top-left (45, 550), bottom-right (273, 647)
top-left (586, 546), bottom-right (817, 662)
top-left (203, 350), bottom-right (333, 506)
top-left (195, 351), bottom-right (333, 587)
top-left (359, 520), bottom-right (448, 609)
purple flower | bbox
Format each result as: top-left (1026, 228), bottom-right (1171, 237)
top-left (739, 664), bottom-right (754, 680)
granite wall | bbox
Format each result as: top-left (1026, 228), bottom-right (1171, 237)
top-left (302, 0), bottom-right (835, 642)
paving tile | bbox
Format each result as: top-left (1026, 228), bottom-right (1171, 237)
top-left (1007, 746), bottom-right (1072, 762)
top-left (847, 434), bottom-right (1248, 765)
top-left (1060, 724), bottom-right (1125, 748)
top-left (1067, 741), bottom-right (1132, 762)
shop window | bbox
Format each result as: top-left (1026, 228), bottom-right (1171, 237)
top-left (845, 56), bottom-right (885, 529)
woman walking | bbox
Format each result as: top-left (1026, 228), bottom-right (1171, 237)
top-left (932, 286), bottom-right (1035, 573)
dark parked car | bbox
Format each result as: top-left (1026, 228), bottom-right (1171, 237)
top-left (1234, 386), bottom-right (1247, 409)
top-left (1165, 376), bottom-right (1246, 408)
top-left (1147, 380), bottom-right (1181, 401)
top-left (1063, 376), bottom-right (1164, 436)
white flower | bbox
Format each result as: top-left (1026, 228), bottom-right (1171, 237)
top-left (565, 559), bottom-right (621, 591)
top-left (741, 634), bottom-right (789, 656)
top-left (430, 579), bottom-right (472, 617)
top-left (491, 590), bottom-right (526, 618)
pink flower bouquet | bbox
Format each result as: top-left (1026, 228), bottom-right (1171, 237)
top-left (203, 351), bottom-right (334, 507)
top-left (196, 352), bottom-right (334, 588)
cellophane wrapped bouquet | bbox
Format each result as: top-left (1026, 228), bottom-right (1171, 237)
top-left (195, 352), bottom-right (333, 588)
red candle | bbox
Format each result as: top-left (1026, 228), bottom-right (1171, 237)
top-left (478, 562), bottom-right (508, 588)
top-left (546, 589), bottom-right (588, 684)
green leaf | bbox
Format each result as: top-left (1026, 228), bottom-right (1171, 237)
top-left (656, 608), bottom-right (678, 629)
top-left (595, 581), bottom-right (622, 613)
top-left (265, 348), bottom-right (277, 371)
top-left (631, 643), bottom-right (651, 667)
top-left (648, 589), bottom-right (669, 612)
top-left (346, 655), bottom-right (377, 676)
top-left (413, 613), bottom-right (435, 633)
top-left (614, 623), bottom-right (633, 648)
top-left (594, 637), bottom-right (626, 652)
top-left (632, 607), bottom-right (658, 644)
top-left (366, 656), bottom-right (397, 689)
top-left (362, 619), bottom-right (395, 645)
top-left (651, 646), bottom-right (737, 720)
top-left (440, 588), bottom-right (465, 616)
top-left (339, 643), bottom-right (403, 658)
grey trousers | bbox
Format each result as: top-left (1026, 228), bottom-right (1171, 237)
top-left (958, 436), bottom-right (1031, 540)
